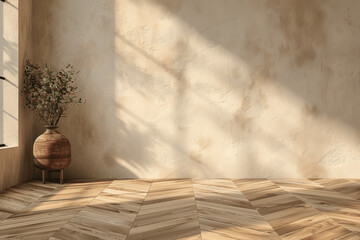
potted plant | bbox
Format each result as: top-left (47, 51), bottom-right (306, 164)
top-left (22, 60), bottom-right (84, 184)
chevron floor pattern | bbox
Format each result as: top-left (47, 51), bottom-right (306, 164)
top-left (0, 179), bottom-right (360, 239)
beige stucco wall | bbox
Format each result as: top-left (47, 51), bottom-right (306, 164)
top-left (0, 0), bottom-right (35, 192)
top-left (32, 0), bottom-right (360, 179)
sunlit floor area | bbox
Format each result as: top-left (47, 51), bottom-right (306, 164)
top-left (0, 179), bottom-right (359, 239)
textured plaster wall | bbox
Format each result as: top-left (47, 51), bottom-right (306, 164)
top-left (0, 0), bottom-right (35, 192)
top-left (33, 0), bottom-right (360, 178)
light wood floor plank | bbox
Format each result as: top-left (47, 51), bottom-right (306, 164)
top-left (51, 180), bottom-right (152, 240)
top-left (0, 180), bottom-right (111, 239)
top-left (234, 179), bottom-right (353, 239)
top-left (195, 179), bottom-right (280, 240)
top-left (273, 178), bottom-right (360, 236)
top-left (0, 181), bottom-right (60, 221)
top-left (127, 179), bottom-right (201, 240)
top-left (0, 178), bottom-right (360, 239)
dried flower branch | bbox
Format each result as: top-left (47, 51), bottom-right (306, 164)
top-left (22, 60), bottom-right (84, 126)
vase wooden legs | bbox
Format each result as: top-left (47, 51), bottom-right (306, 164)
top-left (60, 169), bottom-right (64, 184)
top-left (42, 170), bottom-right (45, 184)
top-left (41, 169), bottom-right (64, 184)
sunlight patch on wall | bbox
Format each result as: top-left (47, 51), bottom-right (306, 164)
top-left (32, 0), bottom-right (360, 178)
top-left (110, 0), bottom-right (360, 178)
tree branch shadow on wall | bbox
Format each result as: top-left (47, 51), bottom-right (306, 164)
top-left (33, 0), bottom-right (360, 179)
top-left (113, 31), bottom-right (283, 178)
top-left (144, 0), bottom-right (360, 178)
top-left (113, 33), bottom-right (220, 178)
top-left (30, 0), bottom-right (196, 179)
top-left (110, 10), bottom-right (324, 177)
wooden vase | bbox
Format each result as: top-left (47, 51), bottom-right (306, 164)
top-left (33, 126), bottom-right (71, 184)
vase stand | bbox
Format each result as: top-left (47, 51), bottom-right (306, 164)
top-left (41, 169), bottom-right (64, 184)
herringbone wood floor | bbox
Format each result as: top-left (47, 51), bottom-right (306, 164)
top-left (0, 179), bottom-right (360, 239)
